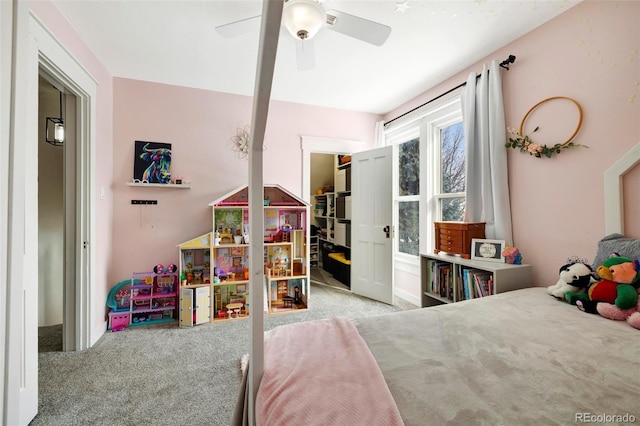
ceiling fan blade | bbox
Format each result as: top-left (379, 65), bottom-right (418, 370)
top-left (215, 15), bottom-right (261, 38)
top-left (296, 39), bottom-right (316, 71)
top-left (325, 9), bottom-right (391, 46)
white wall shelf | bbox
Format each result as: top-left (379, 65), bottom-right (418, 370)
top-left (126, 182), bottom-right (191, 189)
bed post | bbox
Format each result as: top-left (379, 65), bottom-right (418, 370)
top-left (248, 1), bottom-right (283, 425)
top-left (603, 143), bottom-right (640, 235)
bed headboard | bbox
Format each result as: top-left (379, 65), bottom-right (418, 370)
top-left (604, 143), bottom-right (640, 235)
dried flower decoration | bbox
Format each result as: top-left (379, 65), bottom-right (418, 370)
top-left (505, 96), bottom-right (587, 159)
top-left (231, 125), bottom-right (250, 159)
top-left (505, 127), bottom-right (587, 159)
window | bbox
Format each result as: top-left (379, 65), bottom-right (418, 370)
top-left (398, 138), bottom-right (419, 256)
top-left (386, 94), bottom-right (465, 262)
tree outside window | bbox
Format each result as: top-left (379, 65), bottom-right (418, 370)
top-left (439, 122), bottom-right (465, 221)
top-left (398, 138), bottom-right (419, 256)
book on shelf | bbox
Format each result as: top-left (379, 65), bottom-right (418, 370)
top-left (428, 260), bottom-right (454, 301)
top-left (473, 271), bottom-right (493, 298)
top-left (460, 268), bottom-right (494, 300)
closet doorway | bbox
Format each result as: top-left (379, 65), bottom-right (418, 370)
top-left (302, 137), bottom-right (362, 292)
top-left (37, 72), bottom-right (78, 353)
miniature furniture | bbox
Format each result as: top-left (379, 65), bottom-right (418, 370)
top-left (219, 226), bottom-right (233, 244)
top-left (108, 312), bottom-right (130, 332)
top-left (226, 302), bottom-right (244, 318)
top-left (282, 296), bottom-right (295, 309)
top-left (180, 285), bottom-right (210, 327)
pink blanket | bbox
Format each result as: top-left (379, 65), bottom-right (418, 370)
top-left (256, 317), bottom-right (404, 425)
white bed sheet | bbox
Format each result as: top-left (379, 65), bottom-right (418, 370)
top-left (355, 287), bottom-right (640, 425)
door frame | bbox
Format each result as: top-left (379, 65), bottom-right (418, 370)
top-left (300, 136), bottom-right (364, 204)
top-left (3, 7), bottom-right (95, 423)
top-left (31, 12), bottom-right (97, 352)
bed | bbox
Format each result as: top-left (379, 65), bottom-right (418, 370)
top-left (232, 144), bottom-right (640, 425)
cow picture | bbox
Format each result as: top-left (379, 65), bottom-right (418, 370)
top-left (133, 141), bottom-right (172, 184)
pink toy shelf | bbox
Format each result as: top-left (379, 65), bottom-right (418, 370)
top-left (129, 271), bottom-right (177, 327)
top-left (107, 270), bottom-right (178, 331)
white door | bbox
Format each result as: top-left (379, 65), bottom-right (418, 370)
top-left (195, 286), bottom-right (211, 324)
top-left (180, 288), bottom-right (194, 327)
top-left (351, 146), bottom-right (393, 304)
top-left (2, 1), bottom-right (39, 423)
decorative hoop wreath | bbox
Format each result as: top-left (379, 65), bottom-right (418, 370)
top-left (506, 96), bottom-right (586, 158)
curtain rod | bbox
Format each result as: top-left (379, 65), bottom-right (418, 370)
top-left (384, 54), bottom-right (516, 127)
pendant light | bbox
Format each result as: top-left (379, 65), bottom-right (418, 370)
top-left (45, 89), bottom-right (64, 146)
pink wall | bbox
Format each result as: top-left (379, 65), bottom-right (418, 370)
top-left (30, 1), bottom-right (114, 332)
top-left (387, 1), bottom-right (640, 296)
top-left (34, 0), bottom-right (640, 321)
top-left (111, 78), bottom-right (379, 283)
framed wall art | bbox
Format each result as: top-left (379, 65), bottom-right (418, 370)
top-left (471, 239), bottom-right (506, 263)
top-left (133, 140), bottom-right (172, 184)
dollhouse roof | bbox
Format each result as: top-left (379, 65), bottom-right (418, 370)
top-left (208, 184), bottom-right (309, 207)
top-left (177, 232), bottom-right (212, 249)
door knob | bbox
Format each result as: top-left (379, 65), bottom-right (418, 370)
top-left (383, 225), bottom-right (390, 238)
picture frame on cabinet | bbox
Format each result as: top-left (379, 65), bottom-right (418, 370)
top-left (236, 284), bottom-right (247, 294)
top-left (231, 246), bottom-right (243, 256)
top-left (471, 239), bottom-right (506, 263)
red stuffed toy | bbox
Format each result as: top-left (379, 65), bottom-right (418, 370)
top-left (569, 255), bottom-right (640, 314)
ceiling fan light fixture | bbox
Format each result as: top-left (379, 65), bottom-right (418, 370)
top-left (283, 0), bottom-right (325, 40)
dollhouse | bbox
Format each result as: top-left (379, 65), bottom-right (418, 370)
top-left (177, 184), bottom-right (310, 326)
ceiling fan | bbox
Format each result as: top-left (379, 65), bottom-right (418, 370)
top-left (215, 0), bottom-right (392, 71)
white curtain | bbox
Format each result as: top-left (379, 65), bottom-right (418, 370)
top-left (462, 60), bottom-right (513, 244)
top-left (374, 120), bottom-right (386, 147)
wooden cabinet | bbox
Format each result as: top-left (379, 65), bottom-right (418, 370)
top-left (420, 253), bottom-right (532, 307)
top-left (433, 221), bottom-right (485, 259)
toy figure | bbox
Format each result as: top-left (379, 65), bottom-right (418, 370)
top-left (566, 254), bottom-right (640, 314)
top-left (547, 258), bottom-right (593, 299)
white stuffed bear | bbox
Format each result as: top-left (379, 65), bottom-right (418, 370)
top-left (547, 260), bottom-right (594, 299)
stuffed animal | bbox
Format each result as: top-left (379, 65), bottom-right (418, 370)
top-left (629, 311), bottom-right (640, 329)
top-left (566, 254), bottom-right (640, 314)
top-left (596, 288), bottom-right (640, 330)
top-left (547, 258), bottom-right (594, 299)
top-left (502, 246), bottom-right (522, 265)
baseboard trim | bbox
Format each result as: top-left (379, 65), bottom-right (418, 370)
top-left (394, 288), bottom-right (420, 307)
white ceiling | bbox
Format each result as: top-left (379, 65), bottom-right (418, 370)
top-left (52, 0), bottom-right (580, 115)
